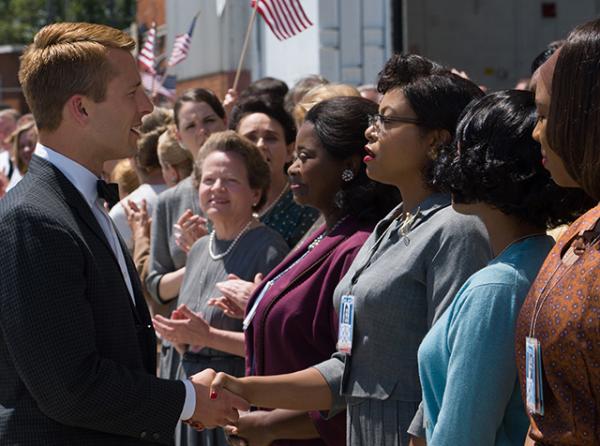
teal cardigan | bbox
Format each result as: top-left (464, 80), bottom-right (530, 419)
top-left (417, 235), bottom-right (554, 446)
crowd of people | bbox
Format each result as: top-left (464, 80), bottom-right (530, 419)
top-left (1, 16), bottom-right (600, 446)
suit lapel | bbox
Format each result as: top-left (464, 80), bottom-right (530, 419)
top-left (29, 157), bottom-right (148, 323)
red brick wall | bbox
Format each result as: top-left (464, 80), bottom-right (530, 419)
top-left (137, 0), bottom-right (166, 27)
top-left (0, 52), bottom-right (28, 113)
top-left (176, 70), bottom-right (251, 101)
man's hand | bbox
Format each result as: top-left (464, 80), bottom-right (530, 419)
top-left (187, 369), bottom-right (250, 430)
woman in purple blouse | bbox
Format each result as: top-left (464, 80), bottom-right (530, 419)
top-left (154, 96), bottom-right (399, 446)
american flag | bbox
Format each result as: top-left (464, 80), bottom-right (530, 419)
top-left (167, 14), bottom-right (199, 67)
top-left (138, 22), bottom-right (156, 74)
top-left (251, 0), bottom-right (313, 41)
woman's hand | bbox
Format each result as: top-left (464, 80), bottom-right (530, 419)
top-left (152, 304), bottom-right (211, 351)
top-left (173, 209), bottom-right (208, 253)
top-left (225, 411), bottom-right (274, 446)
top-left (222, 88), bottom-right (239, 117)
top-left (208, 273), bottom-right (262, 319)
top-left (409, 435), bottom-right (427, 446)
top-left (123, 199), bottom-right (151, 240)
top-left (210, 371), bottom-right (246, 402)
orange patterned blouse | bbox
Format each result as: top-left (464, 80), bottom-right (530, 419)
top-left (516, 205), bottom-right (600, 445)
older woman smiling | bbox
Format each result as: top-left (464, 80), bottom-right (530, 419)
top-left (153, 130), bottom-right (288, 446)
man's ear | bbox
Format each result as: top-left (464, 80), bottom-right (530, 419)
top-left (66, 95), bottom-right (90, 126)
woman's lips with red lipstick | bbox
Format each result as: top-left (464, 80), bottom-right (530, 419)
top-left (364, 146), bottom-right (375, 163)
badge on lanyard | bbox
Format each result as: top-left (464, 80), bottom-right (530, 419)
top-left (337, 295), bottom-right (355, 355)
top-left (525, 336), bottom-right (544, 415)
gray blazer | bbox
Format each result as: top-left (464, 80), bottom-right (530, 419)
top-left (315, 194), bottom-right (492, 413)
top-left (146, 176), bottom-right (200, 303)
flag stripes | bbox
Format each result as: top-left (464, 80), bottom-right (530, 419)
top-left (138, 23), bottom-right (156, 74)
top-left (167, 15), bottom-right (199, 67)
top-left (251, 0), bottom-right (313, 40)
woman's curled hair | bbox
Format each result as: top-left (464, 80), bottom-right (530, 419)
top-left (434, 90), bottom-right (593, 229)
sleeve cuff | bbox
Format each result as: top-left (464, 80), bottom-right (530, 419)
top-left (180, 379), bottom-right (196, 421)
top-left (407, 401), bottom-right (426, 438)
top-left (312, 356), bottom-right (346, 418)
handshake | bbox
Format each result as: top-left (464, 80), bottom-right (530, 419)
top-left (185, 368), bottom-right (248, 431)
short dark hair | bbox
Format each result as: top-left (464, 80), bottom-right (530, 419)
top-left (239, 77), bottom-right (289, 105)
top-left (305, 97), bottom-right (400, 221)
top-left (229, 96), bottom-right (296, 145)
top-left (193, 130), bottom-right (271, 211)
top-left (376, 54), bottom-right (483, 189)
top-left (173, 88), bottom-right (225, 130)
top-left (405, 73), bottom-right (484, 189)
top-left (376, 53), bottom-right (449, 94)
top-left (547, 18), bottom-right (600, 200)
top-left (434, 90), bottom-right (593, 228)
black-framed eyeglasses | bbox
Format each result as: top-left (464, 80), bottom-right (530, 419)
top-left (368, 113), bottom-right (422, 130)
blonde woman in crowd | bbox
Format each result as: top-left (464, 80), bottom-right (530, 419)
top-left (6, 121), bottom-right (37, 191)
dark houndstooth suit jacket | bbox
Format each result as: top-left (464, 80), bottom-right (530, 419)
top-left (0, 156), bottom-right (185, 445)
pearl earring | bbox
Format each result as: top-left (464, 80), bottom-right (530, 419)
top-left (341, 169), bottom-right (354, 182)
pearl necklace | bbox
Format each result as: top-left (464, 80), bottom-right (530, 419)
top-left (208, 219), bottom-right (254, 260)
top-left (258, 183), bottom-right (289, 217)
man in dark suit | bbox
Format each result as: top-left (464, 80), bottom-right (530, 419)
top-left (0, 22), bottom-right (247, 445)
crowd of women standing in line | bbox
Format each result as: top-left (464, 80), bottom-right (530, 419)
top-left (3, 14), bottom-right (597, 446)
top-left (199, 16), bottom-right (600, 446)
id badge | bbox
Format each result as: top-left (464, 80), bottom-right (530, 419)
top-left (337, 295), bottom-right (355, 355)
top-left (525, 336), bottom-right (544, 415)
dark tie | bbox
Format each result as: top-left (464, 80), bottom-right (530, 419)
top-left (97, 180), bottom-right (120, 209)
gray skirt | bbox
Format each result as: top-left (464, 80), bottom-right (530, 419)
top-left (346, 398), bottom-right (420, 446)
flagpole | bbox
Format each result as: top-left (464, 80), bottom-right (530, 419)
top-left (232, 5), bottom-right (258, 91)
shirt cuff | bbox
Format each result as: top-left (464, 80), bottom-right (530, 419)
top-left (180, 379), bottom-right (196, 421)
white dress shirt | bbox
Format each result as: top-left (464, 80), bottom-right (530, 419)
top-left (33, 143), bottom-right (195, 420)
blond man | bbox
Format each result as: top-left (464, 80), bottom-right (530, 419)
top-left (0, 22), bottom-right (247, 445)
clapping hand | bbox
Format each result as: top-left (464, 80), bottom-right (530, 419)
top-left (186, 368), bottom-right (250, 430)
top-left (174, 209), bottom-right (208, 253)
top-left (208, 273), bottom-right (263, 319)
top-left (123, 199), bottom-right (151, 240)
top-left (153, 304), bottom-right (211, 353)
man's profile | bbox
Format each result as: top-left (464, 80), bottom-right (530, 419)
top-left (0, 22), bottom-right (247, 445)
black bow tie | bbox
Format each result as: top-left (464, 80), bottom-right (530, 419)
top-left (97, 180), bottom-right (120, 208)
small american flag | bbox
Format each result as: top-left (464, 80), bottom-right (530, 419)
top-left (251, 0), bottom-right (313, 40)
top-left (138, 22), bottom-right (156, 74)
top-left (167, 14), bottom-right (199, 67)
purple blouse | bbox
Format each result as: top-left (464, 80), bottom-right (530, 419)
top-left (245, 216), bottom-right (373, 446)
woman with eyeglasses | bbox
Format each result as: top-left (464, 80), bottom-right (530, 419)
top-left (208, 54), bottom-right (492, 446)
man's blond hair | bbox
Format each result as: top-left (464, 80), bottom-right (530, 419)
top-left (19, 22), bottom-right (135, 131)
